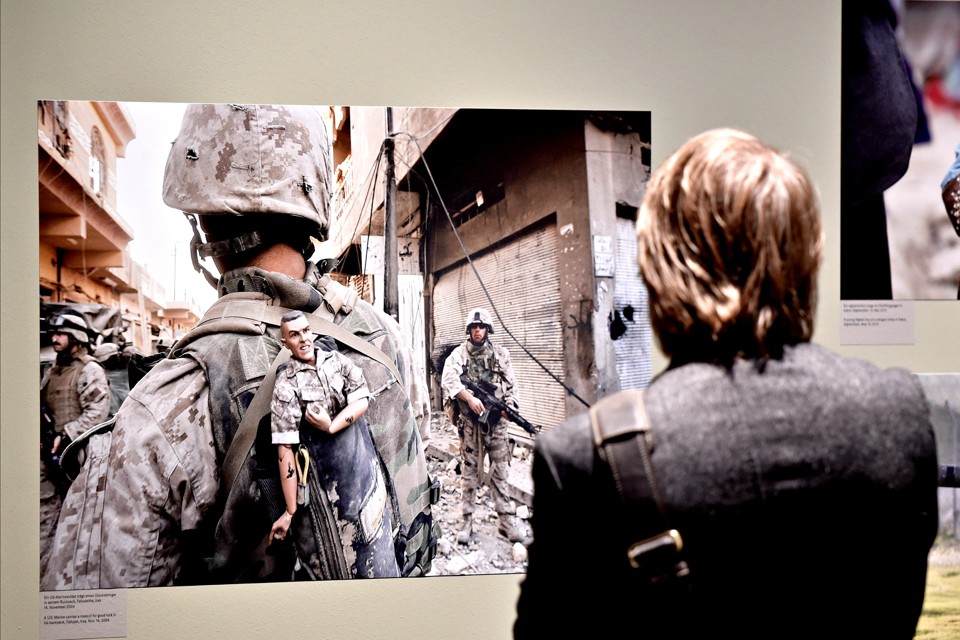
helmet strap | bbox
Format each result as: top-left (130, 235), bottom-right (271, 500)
top-left (186, 213), bottom-right (316, 289)
top-left (187, 214), bottom-right (234, 288)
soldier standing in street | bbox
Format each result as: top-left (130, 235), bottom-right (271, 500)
top-left (42, 104), bottom-right (437, 590)
top-left (39, 313), bottom-right (110, 576)
top-left (441, 308), bottom-right (528, 545)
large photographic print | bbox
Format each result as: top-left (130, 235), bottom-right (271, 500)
top-left (38, 102), bottom-right (653, 589)
top-left (841, 1), bottom-right (960, 301)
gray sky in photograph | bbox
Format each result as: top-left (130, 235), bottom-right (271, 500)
top-left (116, 101), bottom-right (217, 311)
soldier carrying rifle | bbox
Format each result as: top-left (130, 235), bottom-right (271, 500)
top-left (39, 312), bottom-right (110, 577)
top-left (441, 307), bottom-right (531, 546)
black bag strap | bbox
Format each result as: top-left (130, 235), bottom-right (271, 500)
top-left (590, 389), bottom-right (690, 583)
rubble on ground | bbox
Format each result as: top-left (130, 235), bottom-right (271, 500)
top-left (423, 412), bottom-right (534, 577)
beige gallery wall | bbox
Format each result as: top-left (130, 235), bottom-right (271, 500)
top-left (3, 1), bottom-right (956, 639)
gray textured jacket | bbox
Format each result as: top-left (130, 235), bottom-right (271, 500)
top-left (515, 343), bottom-right (938, 639)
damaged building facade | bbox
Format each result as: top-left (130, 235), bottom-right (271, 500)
top-left (38, 100), bottom-right (200, 355)
top-left (321, 107), bottom-right (653, 433)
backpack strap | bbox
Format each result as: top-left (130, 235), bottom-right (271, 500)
top-left (590, 389), bottom-right (690, 583)
top-left (175, 293), bottom-right (402, 384)
top-left (195, 293), bottom-right (403, 502)
top-left (219, 348), bottom-right (290, 501)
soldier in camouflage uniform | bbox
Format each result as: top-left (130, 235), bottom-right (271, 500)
top-left (441, 308), bottom-right (528, 545)
top-left (268, 309), bottom-right (383, 570)
top-left (42, 104), bottom-right (437, 590)
top-left (40, 313), bottom-right (110, 578)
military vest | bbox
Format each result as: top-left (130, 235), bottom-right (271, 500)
top-left (455, 340), bottom-right (508, 416)
top-left (42, 354), bottom-right (99, 432)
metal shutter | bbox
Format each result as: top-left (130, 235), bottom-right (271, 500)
top-left (613, 216), bottom-right (653, 390)
top-left (432, 222), bottom-right (565, 430)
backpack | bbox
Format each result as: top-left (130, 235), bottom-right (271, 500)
top-left (185, 294), bottom-right (440, 579)
top-left (63, 293), bottom-right (440, 580)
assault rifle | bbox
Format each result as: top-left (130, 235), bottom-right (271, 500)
top-left (460, 375), bottom-right (540, 436)
top-left (40, 402), bottom-right (71, 497)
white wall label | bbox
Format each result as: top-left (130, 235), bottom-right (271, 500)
top-left (840, 301), bottom-right (915, 345)
top-left (40, 590), bottom-right (127, 640)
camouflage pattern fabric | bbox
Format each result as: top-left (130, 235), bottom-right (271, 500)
top-left (41, 354), bottom-right (110, 441)
top-left (162, 104), bottom-right (332, 238)
top-left (441, 339), bottom-right (519, 517)
top-left (271, 347), bottom-right (369, 442)
top-left (270, 346), bottom-right (398, 578)
top-left (40, 352), bottom-right (109, 582)
top-left (42, 263), bottom-right (437, 589)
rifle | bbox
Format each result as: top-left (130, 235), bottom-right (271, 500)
top-left (459, 375), bottom-right (539, 435)
top-left (40, 402), bottom-right (71, 497)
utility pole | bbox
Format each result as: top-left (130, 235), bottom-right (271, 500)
top-left (384, 107), bottom-right (399, 320)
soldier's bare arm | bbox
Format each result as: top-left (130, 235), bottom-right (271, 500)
top-left (304, 404), bottom-right (332, 430)
top-left (311, 352), bottom-right (371, 433)
top-left (325, 397), bottom-right (369, 434)
top-left (271, 444), bottom-right (297, 540)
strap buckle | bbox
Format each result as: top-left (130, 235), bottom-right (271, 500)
top-left (627, 529), bottom-right (683, 569)
top-left (627, 529), bottom-right (690, 585)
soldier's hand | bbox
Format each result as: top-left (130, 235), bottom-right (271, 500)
top-left (305, 404), bottom-right (332, 432)
top-left (51, 434), bottom-right (62, 455)
top-left (271, 510), bottom-right (294, 540)
top-left (466, 394), bottom-right (485, 416)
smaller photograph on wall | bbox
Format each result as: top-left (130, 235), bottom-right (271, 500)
top-left (841, 0), bottom-right (960, 301)
top-left (38, 101), bottom-right (653, 591)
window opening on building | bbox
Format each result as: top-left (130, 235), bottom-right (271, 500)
top-left (38, 100), bottom-right (73, 158)
top-left (90, 126), bottom-right (105, 196)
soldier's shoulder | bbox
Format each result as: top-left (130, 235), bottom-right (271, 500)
top-left (127, 353), bottom-right (207, 407)
top-left (77, 355), bottom-right (109, 384)
top-left (79, 354), bottom-right (106, 372)
top-left (118, 354), bottom-right (212, 455)
top-left (536, 410), bottom-right (595, 474)
top-left (339, 298), bottom-right (397, 337)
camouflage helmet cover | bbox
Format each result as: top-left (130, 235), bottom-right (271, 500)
top-left (162, 104), bottom-right (332, 241)
top-left (464, 307), bottom-right (494, 334)
top-left (93, 342), bottom-right (120, 363)
top-left (50, 312), bottom-right (90, 344)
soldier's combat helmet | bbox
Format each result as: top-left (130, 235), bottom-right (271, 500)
top-left (162, 104), bottom-right (333, 287)
top-left (464, 307), bottom-right (494, 334)
top-left (50, 313), bottom-right (90, 344)
top-left (93, 342), bottom-right (120, 363)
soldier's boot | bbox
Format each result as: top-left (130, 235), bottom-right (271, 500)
top-left (494, 497), bottom-right (516, 516)
top-left (498, 515), bottom-right (531, 546)
top-left (456, 514), bottom-right (473, 545)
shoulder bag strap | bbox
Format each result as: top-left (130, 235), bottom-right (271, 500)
top-left (590, 389), bottom-right (690, 581)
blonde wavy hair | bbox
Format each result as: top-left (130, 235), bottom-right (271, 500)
top-left (637, 129), bottom-right (823, 364)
